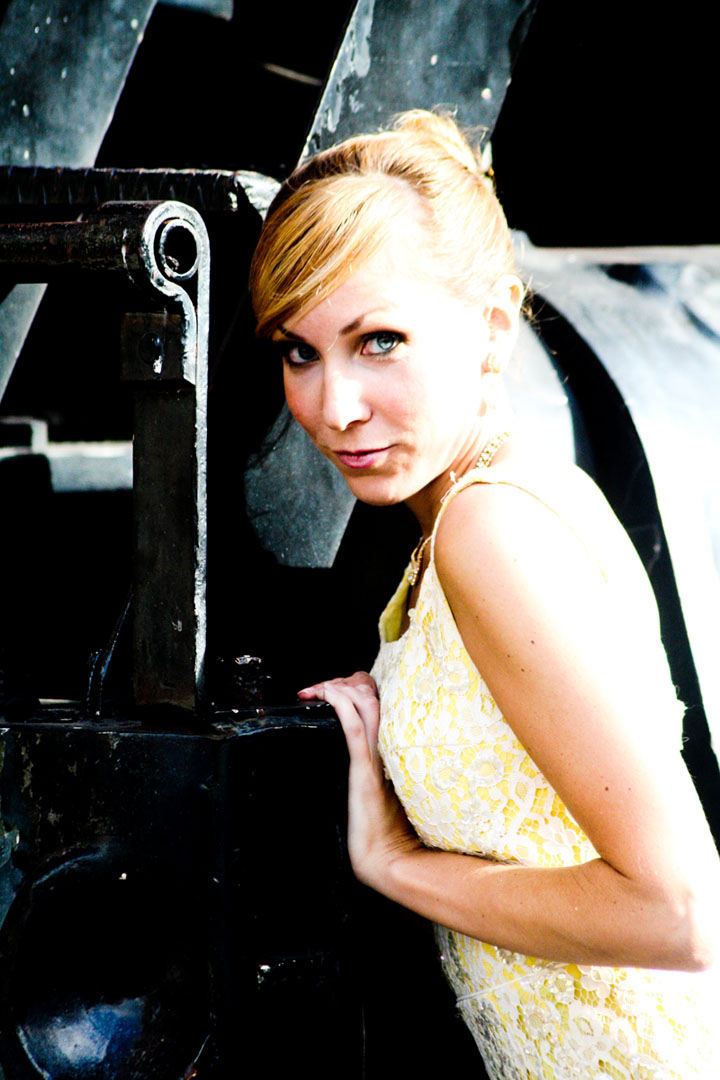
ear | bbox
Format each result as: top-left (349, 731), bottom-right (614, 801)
top-left (484, 274), bottom-right (523, 342)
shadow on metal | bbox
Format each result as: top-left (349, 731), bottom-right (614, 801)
top-left (0, 706), bottom-right (361, 1078)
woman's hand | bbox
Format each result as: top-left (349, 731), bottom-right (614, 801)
top-left (298, 672), bottom-right (423, 888)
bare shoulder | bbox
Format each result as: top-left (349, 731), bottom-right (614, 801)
top-left (434, 459), bottom-right (612, 600)
top-left (438, 456), bottom-right (617, 540)
top-left (435, 456), bottom-right (647, 599)
top-left (432, 455), bottom-right (660, 699)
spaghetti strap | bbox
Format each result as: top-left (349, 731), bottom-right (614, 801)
top-left (429, 462), bottom-right (610, 583)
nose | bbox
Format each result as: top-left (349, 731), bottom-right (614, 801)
top-left (321, 365), bottom-right (371, 430)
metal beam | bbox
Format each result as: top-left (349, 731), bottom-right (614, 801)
top-left (0, 201), bottom-right (210, 709)
top-left (303, 0), bottom-right (538, 159)
top-left (0, 0), bottom-right (157, 402)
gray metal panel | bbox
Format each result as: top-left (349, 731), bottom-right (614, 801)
top-left (0, 0), bottom-right (157, 402)
top-left (245, 407), bottom-right (357, 568)
top-left (0, 0), bottom-right (156, 168)
top-left (508, 317), bottom-right (575, 464)
top-left (0, 283), bottom-right (45, 403)
top-left (304, 0), bottom-right (538, 158)
top-left (159, 0), bottom-right (233, 15)
top-left (520, 241), bottom-right (720, 749)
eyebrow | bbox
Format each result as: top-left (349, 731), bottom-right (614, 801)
top-left (342, 308), bottom-right (394, 334)
top-left (339, 314), bottom-right (370, 335)
top-left (277, 308), bottom-right (391, 341)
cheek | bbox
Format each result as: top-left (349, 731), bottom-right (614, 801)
top-left (377, 381), bottom-right (415, 423)
top-left (283, 371), bottom-right (317, 433)
top-left (414, 363), bottom-right (482, 428)
top-left (439, 357), bottom-right (485, 414)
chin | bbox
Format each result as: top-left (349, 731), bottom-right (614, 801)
top-left (343, 475), bottom-right (407, 507)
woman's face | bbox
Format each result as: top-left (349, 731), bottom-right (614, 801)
top-left (275, 240), bottom-right (513, 519)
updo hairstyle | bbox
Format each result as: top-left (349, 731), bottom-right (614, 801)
top-left (250, 110), bottom-right (519, 338)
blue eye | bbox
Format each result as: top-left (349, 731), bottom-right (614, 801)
top-left (362, 331), bottom-right (402, 355)
top-left (284, 341), bottom-right (318, 366)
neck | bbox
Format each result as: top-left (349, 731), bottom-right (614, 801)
top-left (405, 428), bottom-right (512, 535)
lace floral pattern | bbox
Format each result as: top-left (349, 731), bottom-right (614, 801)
top-left (372, 488), bottom-right (718, 1079)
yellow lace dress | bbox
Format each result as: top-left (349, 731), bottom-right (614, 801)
top-left (371, 464), bottom-right (719, 1080)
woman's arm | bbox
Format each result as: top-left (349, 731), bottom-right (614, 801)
top-left (302, 481), bottom-right (720, 972)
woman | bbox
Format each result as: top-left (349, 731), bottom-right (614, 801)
top-left (249, 110), bottom-right (720, 1078)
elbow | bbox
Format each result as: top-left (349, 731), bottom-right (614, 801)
top-left (664, 886), bottom-right (720, 973)
top-left (682, 898), bottom-right (719, 972)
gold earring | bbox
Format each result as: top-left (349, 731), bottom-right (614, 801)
top-left (484, 352), bottom-right (502, 374)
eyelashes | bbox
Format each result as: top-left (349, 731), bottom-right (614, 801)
top-left (266, 338), bottom-right (314, 367)
top-left (361, 331), bottom-right (403, 356)
top-left (283, 341), bottom-right (318, 366)
top-left (277, 330), bottom-right (406, 368)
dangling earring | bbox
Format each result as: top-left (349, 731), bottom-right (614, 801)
top-left (481, 350), bottom-right (507, 422)
top-left (484, 352), bottom-right (502, 375)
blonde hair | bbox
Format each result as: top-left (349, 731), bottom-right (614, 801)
top-left (250, 110), bottom-right (519, 338)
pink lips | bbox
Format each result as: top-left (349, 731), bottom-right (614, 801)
top-left (334, 447), bottom-right (389, 469)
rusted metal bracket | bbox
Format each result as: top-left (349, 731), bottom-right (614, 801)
top-left (0, 200), bottom-right (209, 710)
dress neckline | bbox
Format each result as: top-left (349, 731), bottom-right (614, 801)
top-left (380, 551), bottom-right (440, 646)
top-left (406, 432), bottom-right (510, 588)
top-left (381, 457), bottom-right (507, 647)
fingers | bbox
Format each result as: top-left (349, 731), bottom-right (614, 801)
top-left (297, 671), bottom-right (378, 700)
top-left (298, 673), bottom-right (381, 760)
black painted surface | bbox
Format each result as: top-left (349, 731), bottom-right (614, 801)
top-left (0, 709), bottom-right (357, 1078)
top-left (0, 707), bottom-right (477, 1078)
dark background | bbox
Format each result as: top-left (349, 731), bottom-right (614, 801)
top-left (3, 0), bottom-right (719, 698)
top-left (98, 0), bottom-right (717, 246)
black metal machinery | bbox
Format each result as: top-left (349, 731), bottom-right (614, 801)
top-left (1, 2), bottom-right (720, 1079)
top-left (0, 175), bottom-right (362, 1077)
top-left (0, 197), bottom-right (210, 710)
top-left (0, 162), bottom-right (464, 1077)
top-left (0, 156), bottom-right (472, 1074)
